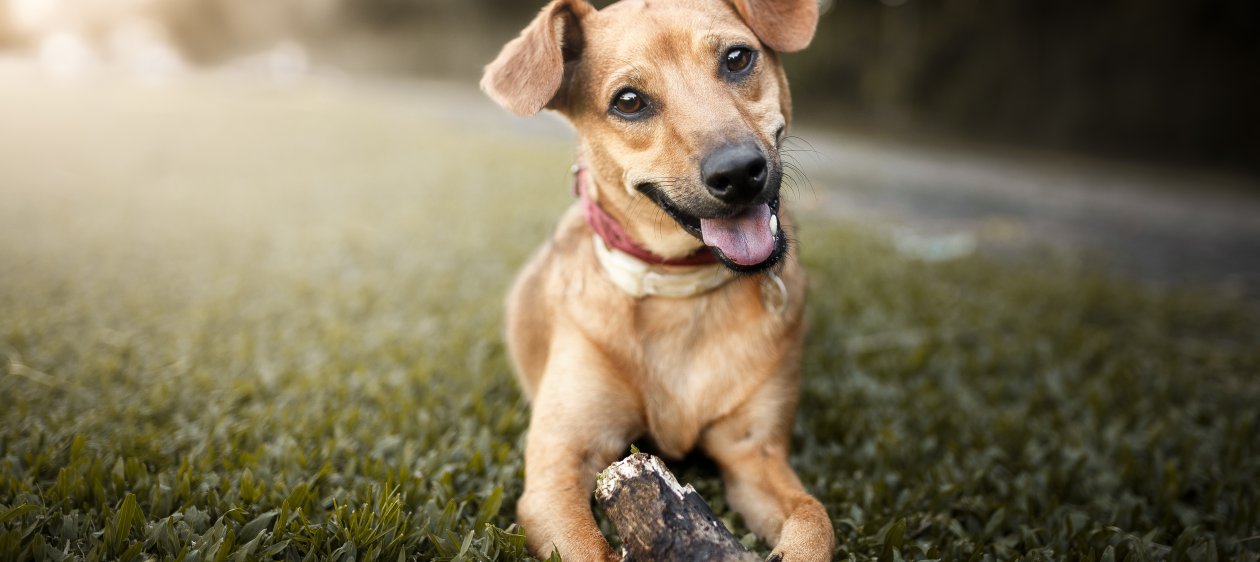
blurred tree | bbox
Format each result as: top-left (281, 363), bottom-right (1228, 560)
top-left (787, 0), bottom-right (1260, 172)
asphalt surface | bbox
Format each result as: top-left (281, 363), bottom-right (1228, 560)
top-left (789, 130), bottom-right (1260, 296)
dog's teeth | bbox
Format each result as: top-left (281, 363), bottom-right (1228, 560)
top-left (770, 214), bottom-right (779, 236)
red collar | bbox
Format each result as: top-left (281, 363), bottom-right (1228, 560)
top-left (573, 164), bottom-right (718, 267)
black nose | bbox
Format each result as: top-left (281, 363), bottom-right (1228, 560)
top-left (701, 142), bottom-right (768, 204)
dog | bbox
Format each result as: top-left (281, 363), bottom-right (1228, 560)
top-left (481, 0), bottom-right (832, 559)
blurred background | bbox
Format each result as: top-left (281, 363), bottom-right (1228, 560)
top-left (2, 0), bottom-right (1257, 170)
top-left (1, 0), bottom-right (1259, 289)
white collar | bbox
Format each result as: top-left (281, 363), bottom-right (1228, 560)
top-left (592, 234), bottom-right (736, 298)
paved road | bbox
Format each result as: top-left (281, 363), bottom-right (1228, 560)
top-left (788, 130), bottom-right (1260, 295)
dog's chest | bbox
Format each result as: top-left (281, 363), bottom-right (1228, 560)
top-left (628, 291), bottom-right (785, 458)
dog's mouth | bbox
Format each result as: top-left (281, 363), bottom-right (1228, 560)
top-left (636, 185), bottom-right (786, 273)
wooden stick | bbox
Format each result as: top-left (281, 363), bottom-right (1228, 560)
top-left (594, 453), bottom-right (760, 562)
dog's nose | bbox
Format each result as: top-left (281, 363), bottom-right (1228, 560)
top-left (701, 143), bottom-right (767, 204)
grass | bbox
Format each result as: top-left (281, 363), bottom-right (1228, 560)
top-left (1, 76), bottom-right (1258, 562)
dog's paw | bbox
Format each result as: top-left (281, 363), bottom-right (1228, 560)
top-left (767, 547), bottom-right (832, 562)
top-left (766, 533), bottom-right (833, 562)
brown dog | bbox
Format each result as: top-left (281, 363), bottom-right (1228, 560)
top-left (481, 0), bottom-right (832, 559)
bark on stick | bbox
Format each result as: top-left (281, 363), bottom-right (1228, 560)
top-left (594, 453), bottom-right (760, 562)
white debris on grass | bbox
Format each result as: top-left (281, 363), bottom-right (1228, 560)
top-left (891, 227), bottom-right (977, 262)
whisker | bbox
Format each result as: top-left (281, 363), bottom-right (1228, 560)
top-left (781, 135), bottom-right (820, 159)
top-left (781, 160), bottom-right (816, 204)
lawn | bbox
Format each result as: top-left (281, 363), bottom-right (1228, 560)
top-left (1, 76), bottom-right (1258, 562)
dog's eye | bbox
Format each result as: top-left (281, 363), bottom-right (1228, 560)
top-left (611, 89), bottom-right (647, 117)
top-left (724, 47), bottom-right (755, 75)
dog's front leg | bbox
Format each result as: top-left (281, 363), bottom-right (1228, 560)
top-left (701, 391), bottom-right (834, 561)
top-left (517, 334), bottom-right (642, 562)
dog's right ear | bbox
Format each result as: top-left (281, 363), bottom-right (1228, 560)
top-left (481, 0), bottom-right (593, 116)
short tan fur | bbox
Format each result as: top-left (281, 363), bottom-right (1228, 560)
top-left (482, 1), bottom-right (833, 559)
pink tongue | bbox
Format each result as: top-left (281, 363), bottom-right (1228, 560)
top-left (700, 203), bottom-right (776, 266)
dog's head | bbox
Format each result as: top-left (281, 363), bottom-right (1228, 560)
top-left (482, 0), bottom-right (817, 272)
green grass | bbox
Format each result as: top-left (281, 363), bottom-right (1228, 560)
top-left (1, 78), bottom-right (1258, 562)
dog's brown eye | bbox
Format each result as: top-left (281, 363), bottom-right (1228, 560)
top-left (612, 89), bottom-right (646, 116)
top-left (724, 47), bottom-right (754, 74)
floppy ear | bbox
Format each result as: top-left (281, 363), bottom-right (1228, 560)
top-left (729, 0), bottom-right (818, 53)
top-left (481, 0), bottom-right (593, 116)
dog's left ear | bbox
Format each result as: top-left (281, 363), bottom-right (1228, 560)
top-left (481, 0), bottom-right (594, 116)
top-left (729, 0), bottom-right (818, 53)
